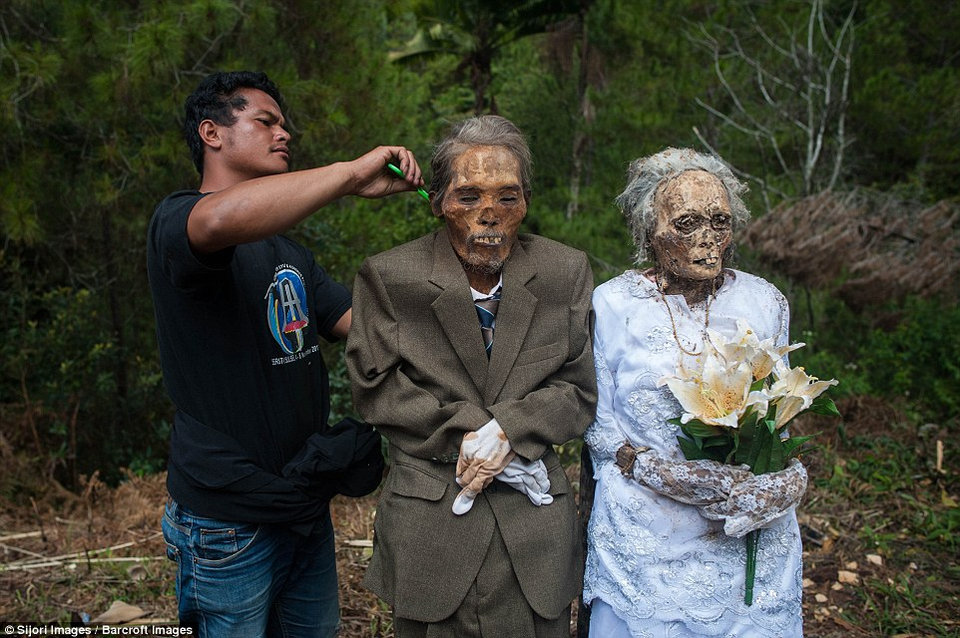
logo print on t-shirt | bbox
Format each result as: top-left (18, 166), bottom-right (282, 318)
top-left (265, 266), bottom-right (309, 355)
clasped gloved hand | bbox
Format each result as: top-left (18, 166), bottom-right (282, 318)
top-left (616, 443), bottom-right (808, 537)
top-left (698, 457), bottom-right (808, 538)
top-left (452, 419), bottom-right (514, 515)
top-left (495, 456), bottom-right (553, 506)
top-left (617, 442), bottom-right (753, 506)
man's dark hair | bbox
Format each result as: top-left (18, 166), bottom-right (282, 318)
top-left (183, 71), bottom-right (284, 176)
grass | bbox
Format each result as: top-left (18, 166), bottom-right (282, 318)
top-left (7, 560), bottom-right (175, 624)
top-left (1, 394), bottom-right (958, 636)
top-left (795, 396), bottom-right (960, 637)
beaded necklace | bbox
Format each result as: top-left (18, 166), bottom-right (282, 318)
top-left (655, 273), bottom-right (718, 357)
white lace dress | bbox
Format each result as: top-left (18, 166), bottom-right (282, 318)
top-left (583, 269), bottom-right (804, 637)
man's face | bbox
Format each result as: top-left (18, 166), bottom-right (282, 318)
top-left (439, 145), bottom-right (527, 276)
top-left (650, 170), bottom-right (733, 282)
top-left (217, 88), bottom-right (291, 179)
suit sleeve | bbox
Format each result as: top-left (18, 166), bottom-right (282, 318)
top-left (487, 252), bottom-right (598, 461)
top-left (346, 258), bottom-right (492, 460)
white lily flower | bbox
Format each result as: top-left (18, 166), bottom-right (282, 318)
top-left (659, 353), bottom-right (768, 429)
top-left (707, 319), bottom-right (804, 381)
top-left (753, 339), bottom-right (804, 381)
top-left (771, 395), bottom-right (808, 429)
top-left (768, 361), bottom-right (839, 428)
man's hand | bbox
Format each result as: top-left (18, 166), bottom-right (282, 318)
top-left (452, 419), bottom-right (514, 515)
top-left (347, 146), bottom-right (424, 199)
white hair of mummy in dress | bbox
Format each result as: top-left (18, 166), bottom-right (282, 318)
top-left (615, 147), bottom-right (751, 266)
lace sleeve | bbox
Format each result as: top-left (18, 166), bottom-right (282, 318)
top-left (699, 457), bottom-right (808, 538)
top-left (627, 447), bottom-right (753, 505)
top-left (584, 339), bottom-right (628, 465)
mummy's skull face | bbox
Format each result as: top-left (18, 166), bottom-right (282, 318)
top-left (439, 145), bottom-right (527, 276)
top-left (650, 170), bottom-right (733, 283)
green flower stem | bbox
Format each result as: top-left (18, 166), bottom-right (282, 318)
top-left (745, 528), bottom-right (759, 605)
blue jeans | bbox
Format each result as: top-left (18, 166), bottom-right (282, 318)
top-left (162, 498), bottom-right (339, 638)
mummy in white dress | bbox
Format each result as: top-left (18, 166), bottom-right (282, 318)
top-left (582, 148), bottom-right (805, 637)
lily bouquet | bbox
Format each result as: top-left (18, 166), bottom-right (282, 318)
top-left (658, 319), bottom-right (840, 605)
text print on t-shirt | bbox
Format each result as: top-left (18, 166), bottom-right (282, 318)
top-left (265, 264), bottom-right (315, 360)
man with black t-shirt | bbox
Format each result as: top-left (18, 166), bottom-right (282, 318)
top-left (147, 70), bottom-right (423, 637)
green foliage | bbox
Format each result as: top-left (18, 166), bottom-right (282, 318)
top-left (0, 2), bottom-right (958, 631)
top-left (1, 265), bottom-right (168, 486)
top-left (857, 299), bottom-right (960, 421)
top-left (388, 0), bottom-right (581, 114)
top-left (0, 0), bottom-right (444, 484)
top-left (687, 0), bottom-right (858, 206)
top-left (526, 188), bottom-right (634, 284)
top-left (1, 0), bottom-right (958, 490)
top-left (858, 572), bottom-right (959, 635)
top-left (554, 438), bottom-right (583, 469)
top-left (852, 0), bottom-right (960, 202)
top-left (674, 408), bottom-right (826, 473)
top-left (821, 419), bottom-right (959, 551)
top-left (790, 294), bottom-right (960, 423)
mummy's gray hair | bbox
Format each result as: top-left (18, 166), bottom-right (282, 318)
top-left (615, 147), bottom-right (750, 265)
top-left (430, 115), bottom-right (532, 216)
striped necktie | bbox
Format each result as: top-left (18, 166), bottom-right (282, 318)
top-left (474, 291), bottom-right (501, 358)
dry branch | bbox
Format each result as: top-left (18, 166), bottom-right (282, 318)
top-left (2, 556), bottom-right (167, 572)
top-left (691, 0), bottom-right (855, 200)
top-left (0, 530), bottom-right (43, 542)
top-left (2, 531), bottom-right (163, 571)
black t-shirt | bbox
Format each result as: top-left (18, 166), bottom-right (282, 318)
top-left (147, 190), bottom-right (351, 530)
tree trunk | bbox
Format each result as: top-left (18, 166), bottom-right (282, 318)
top-left (100, 204), bottom-right (129, 445)
top-left (566, 2), bottom-right (593, 220)
top-left (472, 48), bottom-right (494, 115)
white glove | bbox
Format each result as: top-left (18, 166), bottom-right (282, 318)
top-left (452, 419), bottom-right (514, 515)
top-left (699, 457), bottom-right (808, 538)
top-left (495, 456), bottom-right (553, 506)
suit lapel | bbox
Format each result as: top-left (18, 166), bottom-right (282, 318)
top-left (484, 239), bottom-right (537, 403)
top-left (429, 229), bottom-right (490, 390)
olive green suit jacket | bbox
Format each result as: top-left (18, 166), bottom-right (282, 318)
top-left (345, 229), bottom-right (597, 623)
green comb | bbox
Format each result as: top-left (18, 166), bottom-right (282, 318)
top-left (387, 163), bottom-right (430, 202)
